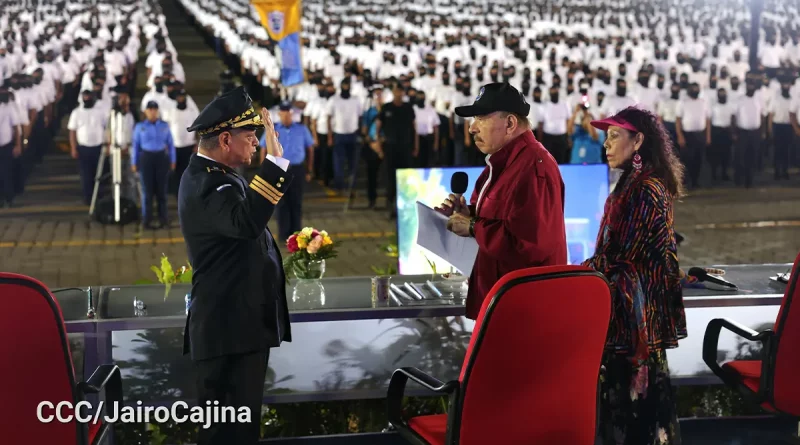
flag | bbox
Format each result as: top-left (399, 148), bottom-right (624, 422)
top-left (251, 0), bottom-right (304, 87)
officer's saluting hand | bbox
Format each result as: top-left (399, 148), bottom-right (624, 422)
top-left (178, 86), bottom-right (294, 445)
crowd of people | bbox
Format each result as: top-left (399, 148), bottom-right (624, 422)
top-left (179, 0), bottom-right (799, 218)
top-left (0, 0), bottom-right (200, 228)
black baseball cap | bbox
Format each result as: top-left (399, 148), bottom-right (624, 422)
top-left (454, 82), bottom-right (530, 117)
top-left (146, 100), bottom-right (159, 109)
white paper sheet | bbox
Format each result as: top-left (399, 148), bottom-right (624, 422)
top-left (415, 201), bottom-right (479, 275)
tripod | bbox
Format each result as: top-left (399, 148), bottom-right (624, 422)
top-left (88, 113), bottom-right (141, 223)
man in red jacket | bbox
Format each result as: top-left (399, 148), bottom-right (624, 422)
top-left (436, 83), bottom-right (568, 320)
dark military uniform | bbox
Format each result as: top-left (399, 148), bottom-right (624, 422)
top-left (178, 87), bottom-right (294, 445)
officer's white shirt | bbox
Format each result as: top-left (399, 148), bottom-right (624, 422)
top-left (108, 110), bottom-right (135, 148)
top-left (541, 100), bottom-right (571, 135)
top-left (0, 102), bottom-right (22, 146)
top-left (676, 98), bottom-right (710, 133)
top-left (769, 95), bottom-right (794, 125)
top-left (657, 97), bottom-right (680, 123)
top-left (709, 100), bottom-right (736, 128)
top-left (68, 105), bottom-right (108, 146)
top-left (414, 104), bottom-right (440, 135)
top-left (633, 86), bottom-right (661, 113)
top-left (600, 95), bottom-right (637, 118)
top-left (327, 95), bottom-right (362, 134)
top-left (734, 95), bottom-right (763, 130)
top-left (163, 106), bottom-right (199, 147)
top-left (308, 97), bottom-right (331, 134)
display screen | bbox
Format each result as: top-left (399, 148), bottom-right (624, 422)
top-left (395, 165), bottom-right (611, 275)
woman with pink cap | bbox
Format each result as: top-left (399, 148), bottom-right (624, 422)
top-left (583, 106), bottom-right (687, 444)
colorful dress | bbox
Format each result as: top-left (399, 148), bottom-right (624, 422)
top-left (583, 167), bottom-right (687, 445)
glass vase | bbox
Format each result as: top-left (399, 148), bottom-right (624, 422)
top-left (292, 259), bottom-right (326, 308)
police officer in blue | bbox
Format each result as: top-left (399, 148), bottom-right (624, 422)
top-left (132, 101), bottom-right (176, 229)
top-left (260, 101), bottom-right (314, 241)
top-left (179, 86), bottom-right (294, 445)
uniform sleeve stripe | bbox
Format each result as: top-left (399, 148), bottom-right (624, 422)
top-left (252, 175), bottom-right (284, 197)
top-left (249, 183), bottom-right (279, 204)
top-left (250, 180), bottom-right (282, 201)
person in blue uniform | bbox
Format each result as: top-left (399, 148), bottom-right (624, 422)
top-left (132, 101), bottom-right (176, 229)
top-left (178, 86), bottom-right (294, 445)
top-left (260, 101), bottom-right (314, 241)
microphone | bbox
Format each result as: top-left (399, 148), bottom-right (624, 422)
top-left (687, 267), bottom-right (738, 291)
top-left (450, 171), bottom-right (469, 214)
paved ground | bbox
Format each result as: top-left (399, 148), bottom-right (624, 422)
top-left (2, 6), bottom-right (800, 289)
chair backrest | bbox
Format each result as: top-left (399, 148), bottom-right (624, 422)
top-left (456, 265), bottom-right (611, 445)
top-left (772, 252), bottom-right (800, 415)
top-left (0, 273), bottom-right (81, 445)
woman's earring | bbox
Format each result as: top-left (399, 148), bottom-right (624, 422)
top-left (633, 150), bottom-right (642, 170)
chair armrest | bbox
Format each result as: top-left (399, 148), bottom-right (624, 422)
top-left (77, 365), bottom-right (123, 445)
top-left (387, 367), bottom-right (459, 429)
top-left (703, 318), bottom-right (774, 385)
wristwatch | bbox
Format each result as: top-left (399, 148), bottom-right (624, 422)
top-left (469, 217), bottom-right (477, 237)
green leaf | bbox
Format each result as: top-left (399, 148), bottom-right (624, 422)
top-left (150, 265), bottom-right (164, 283)
top-left (160, 255), bottom-right (175, 284)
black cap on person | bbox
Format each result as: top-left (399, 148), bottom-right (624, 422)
top-left (454, 82), bottom-right (530, 117)
top-left (186, 86), bottom-right (263, 138)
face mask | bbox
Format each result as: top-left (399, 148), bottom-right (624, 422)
top-left (710, 80), bottom-right (717, 89)
top-left (416, 98), bottom-right (425, 108)
top-left (782, 88), bottom-right (791, 98)
top-left (521, 84), bottom-right (530, 96)
top-left (734, 54), bottom-right (740, 62)
top-left (688, 90), bottom-right (700, 99)
top-left (671, 90), bottom-right (680, 99)
top-left (550, 93), bottom-right (559, 103)
top-left (639, 77), bottom-right (648, 87)
top-left (721, 70), bottom-right (729, 79)
top-left (533, 94), bottom-right (542, 103)
top-left (463, 87), bottom-right (471, 97)
top-left (718, 95), bottom-right (727, 104)
top-left (83, 98), bottom-right (95, 108)
top-left (617, 86), bottom-right (626, 96)
top-left (746, 87), bottom-right (755, 97)
top-left (340, 89), bottom-right (351, 99)
top-left (657, 80), bottom-right (665, 89)
top-left (0, 92), bottom-right (9, 103)
top-left (579, 87), bottom-right (588, 95)
top-left (177, 100), bottom-right (187, 110)
top-left (476, 73), bottom-right (484, 82)
top-left (731, 82), bottom-right (740, 91)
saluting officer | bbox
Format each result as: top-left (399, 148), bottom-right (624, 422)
top-left (179, 86), bottom-right (294, 445)
top-left (132, 101), bottom-right (176, 229)
top-left (260, 101), bottom-right (314, 241)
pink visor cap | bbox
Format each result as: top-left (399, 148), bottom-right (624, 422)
top-left (590, 115), bottom-right (638, 133)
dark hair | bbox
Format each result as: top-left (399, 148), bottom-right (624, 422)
top-left (614, 106), bottom-right (685, 198)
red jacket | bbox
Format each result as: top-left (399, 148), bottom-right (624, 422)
top-left (466, 131), bottom-right (568, 319)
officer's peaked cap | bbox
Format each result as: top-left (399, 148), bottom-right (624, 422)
top-left (187, 86), bottom-right (262, 138)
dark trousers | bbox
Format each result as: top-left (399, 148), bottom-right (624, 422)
top-left (681, 131), bottom-right (705, 187)
top-left (363, 142), bottom-right (382, 206)
top-left (171, 144), bottom-right (194, 195)
top-left (277, 164), bottom-right (305, 241)
top-left (314, 133), bottom-right (332, 185)
top-left (332, 133), bottom-right (358, 191)
top-left (417, 134), bottom-right (434, 168)
top-left (709, 126), bottom-right (732, 180)
top-left (139, 150), bottom-right (170, 224)
top-left (663, 121), bottom-right (679, 155)
top-left (386, 141), bottom-right (413, 213)
top-left (77, 144), bottom-right (102, 205)
top-left (452, 123), bottom-right (466, 166)
top-left (543, 133), bottom-right (569, 164)
top-left (735, 129), bottom-right (761, 188)
top-left (773, 123), bottom-right (792, 179)
top-left (437, 114), bottom-right (450, 166)
top-left (0, 142), bottom-right (14, 204)
top-left (194, 349), bottom-right (269, 445)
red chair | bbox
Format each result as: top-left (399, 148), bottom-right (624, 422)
top-left (703, 251), bottom-right (800, 416)
top-left (0, 273), bottom-right (122, 445)
top-left (387, 265), bottom-right (611, 445)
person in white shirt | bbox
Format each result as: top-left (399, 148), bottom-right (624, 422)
top-left (708, 88), bottom-right (736, 181)
top-left (107, 89), bottom-right (137, 201)
top-left (412, 90), bottom-right (440, 167)
top-left (600, 78), bottom-right (637, 118)
top-left (163, 89), bottom-right (199, 194)
top-left (769, 79), bottom-right (794, 180)
top-left (326, 80), bottom-right (362, 191)
top-left (733, 82), bottom-right (763, 188)
top-left (676, 83), bottom-right (711, 188)
top-left (68, 90), bottom-right (109, 204)
top-left (0, 83), bottom-right (22, 207)
top-left (658, 83), bottom-right (682, 154)
top-left (538, 85), bottom-right (571, 164)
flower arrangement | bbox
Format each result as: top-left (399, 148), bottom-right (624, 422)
top-left (150, 254), bottom-right (192, 300)
top-left (284, 227), bottom-right (338, 279)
